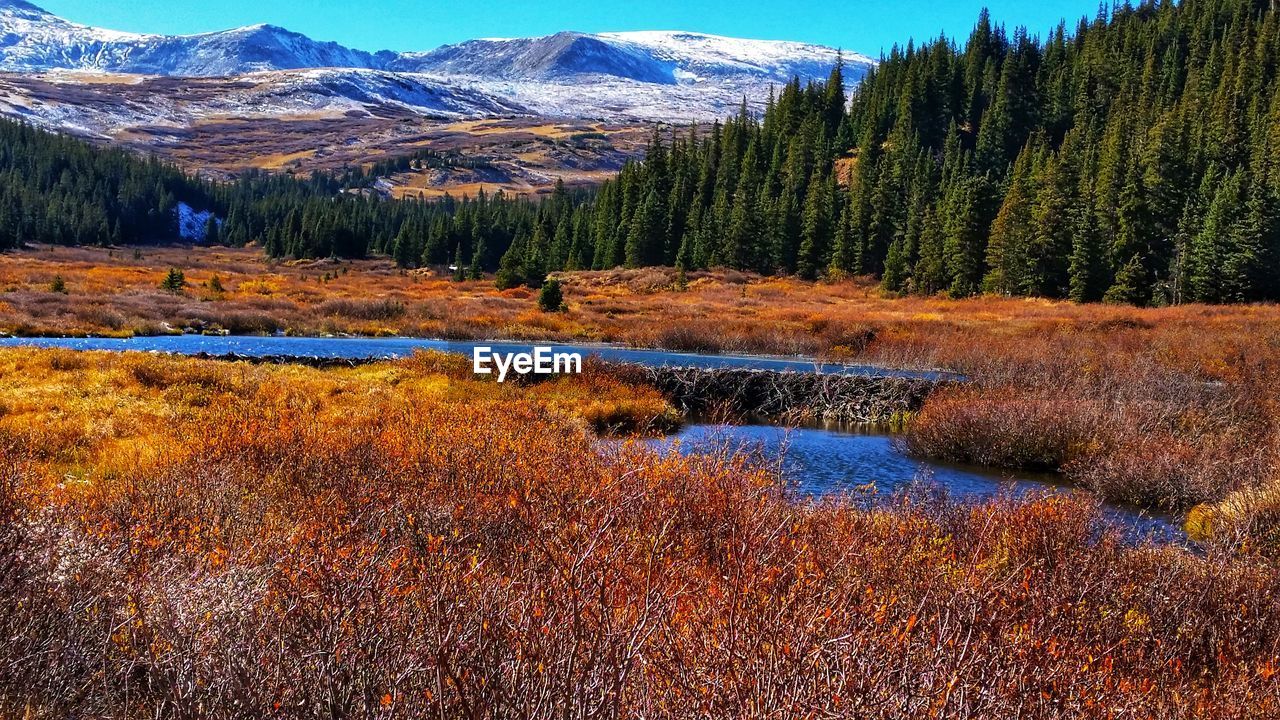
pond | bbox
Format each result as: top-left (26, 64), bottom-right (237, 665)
top-left (642, 423), bottom-right (1181, 543)
top-left (0, 334), bottom-right (1177, 541)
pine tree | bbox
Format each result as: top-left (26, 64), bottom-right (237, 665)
top-left (1188, 170), bottom-right (1243, 303)
top-left (797, 169), bottom-right (832, 279)
top-left (881, 236), bottom-right (908, 291)
top-left (203, 215), bottom-right (220, 245)
top-left (942, 177), bottom-right (990, 297)
top-left (538, 277), bottom-right (565, 312)
top-left (495, 233), bottom-right (527, 290)
top-left (452, 244), bottom-right (465, 281)
top-left (160, 267), bottom-right (186, 294)
top-left (913, 206), bottom-right (948, 295)
top-left (625, 188), bottom-right (666, 267)
top-left (1103, 255), bottom-right (1148, 305)
top-left (523, 222), bottom-right (549, 288)
top-left (1106, 165), bottom-right (1157, 305)
top-left (984, 143), bottom-right (1038, 294)
top-left (1068, 196), bottom-right (1107, 302)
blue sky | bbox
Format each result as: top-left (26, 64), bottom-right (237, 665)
top-left (36, 1), bottom-right (1105, 55)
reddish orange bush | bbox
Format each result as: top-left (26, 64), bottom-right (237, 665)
top-left (1, 350), bottom-right (1279, 717)
top-left (905, 387), bottom-right (1102, 470)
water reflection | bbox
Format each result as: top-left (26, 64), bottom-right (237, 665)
top-left (646, 423), bottom-right (1181, 544)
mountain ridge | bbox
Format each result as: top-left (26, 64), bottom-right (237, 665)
top-left (0, 0), bottom-right (870, 87)
top-left (0, 0), bottom-right (392, 76)
top-left (0, 0), bottom-right (873, 162)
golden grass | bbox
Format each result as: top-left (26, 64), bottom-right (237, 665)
top-left (255, 149), bottom-right (318, 170)
top-left (38, 70), bottom-right (150, 85)
top-left (444, 119), bottom-right (601, 138)
top-left (0, 348), bottom-right (676, 466)
top-left (391, 180), bottom-right (537, 199)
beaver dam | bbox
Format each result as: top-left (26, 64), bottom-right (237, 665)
top-left (0, 335), bottom-right (955, 426)
top-left (625, 366), bottom-right (945, 426)
top-left (175, 351), bottom-right (947, 426)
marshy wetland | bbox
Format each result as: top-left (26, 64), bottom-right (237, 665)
top-left (5, 263), bottom-right (1280, 716)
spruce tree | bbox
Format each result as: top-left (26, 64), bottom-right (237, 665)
top-left (797, 169), bottom-right (832, 279)
top-left (495, 233), bottom-right (527, 290)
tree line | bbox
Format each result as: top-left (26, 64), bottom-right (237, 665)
top-left (0, 116), bottom-right (584, 274)
top-left (841, 0), bottom-right (1280, 304)
top-left (6, 0), bottom-right (1280, 306)
top-left (565, 0), bottom-right (1280, 304)
top-left (0, 119), bottom-right (214, 250)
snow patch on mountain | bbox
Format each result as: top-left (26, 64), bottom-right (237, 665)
top-left (233, 69), bottom-right (528, 117)
top-left (392, 32), bottom-right (680, 84)
top-left (601, 31), bottom-right (870, 83)
top-left (392, 30), bottom-right (868, 88)
top-left (0, 67), bottom-right (531, 140)
top-left (394, 30), bottom-right (872, 121)
top-left (0, 0), bottom-right (389, 75)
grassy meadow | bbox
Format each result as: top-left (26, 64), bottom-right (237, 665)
top-left (1, 348), bottom-right (1278, 717)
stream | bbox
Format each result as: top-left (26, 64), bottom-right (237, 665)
top-left (0, 334), bottom-right (948, 377)
top-left (0, 334), bottom-right (1179, 541)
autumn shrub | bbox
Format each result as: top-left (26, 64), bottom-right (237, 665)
top-left (807, 316), bottom-right (879, 355)
top-left (905, 386), bottom-right (1101, 470)
top-left (1187, 481), bottom-right (1280, 551)
top-left (42, 348), bottom-right (88, 372)
top-left (396, 348), bottom-right (474, 378)
top-left (650, 321), bottom-right (729, 353)
top-left (186, 309), bottom-right (281, 334)
top-left (908, 378), bottom-right (1274, 512)
top-left (71, 304), bottom-right (128, 331)
top-left (317, 297), bottom-right (407, 321)
top-left (1068, 427), bottom-right (1270, 509)
top-left (2, 382), bottom-right (1280, 717)
top-left (128, 355), bottom-right (241, 393)
top-left (637, 316), bottom-right (819, 356)
top-left (895, 311), bottom-right (1280, 517)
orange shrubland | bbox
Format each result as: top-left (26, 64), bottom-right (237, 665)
top-left (1, 349), bottom-right (1278, 717)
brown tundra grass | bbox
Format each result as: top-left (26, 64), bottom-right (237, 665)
top-left (6, 248), bottom-right (1280, 540)
top-left (1, 349), bottom-right (1279, 718)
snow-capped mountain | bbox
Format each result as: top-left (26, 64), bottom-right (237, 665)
top-left (388, 30), bottom-right (850, 88)
top-left (587, 31), bottom-right (846, 86)
top-left (391, 33), bottom-right (680, 84)
top-left (0, 0), bottom-right (867, 88)
top-left (0, 0), bottom-right (392, 75)
top-left (387, 30), bottom-right (867, 122)
top-left (0, 0), bottom-right (873, 125)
